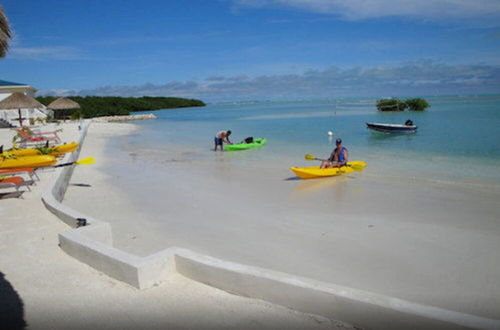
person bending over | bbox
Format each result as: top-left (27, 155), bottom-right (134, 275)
top-left (214, 130), bottom-right (232, 151)
top-left (321, 138), bottom-right (348, 169)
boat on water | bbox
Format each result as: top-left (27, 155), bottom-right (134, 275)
top-left (366, 120), bottom-right (417, 133)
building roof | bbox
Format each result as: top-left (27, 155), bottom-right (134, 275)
top-left (0, 92), bottom-right (44, 109)
top-left (0, 79), bottom-right (30, 87)
top-left (47, 97), bottom-right (80, 110)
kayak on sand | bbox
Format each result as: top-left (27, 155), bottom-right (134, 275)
top-left (0, 155), bottom-right (57, 169)
top-left (225, 138), bottom-right (266, 151)
top-left (290, 161), bottom-right (367, 179)
top-left (3, 142), bottom-right (79, 157)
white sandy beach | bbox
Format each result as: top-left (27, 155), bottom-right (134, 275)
top-left (0, 123), bottom-right (345, 330)
top-left (62, 120), bottom-right (500, 322)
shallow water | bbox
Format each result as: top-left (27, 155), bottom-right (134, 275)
top-left (69, 95), bottom-right (500, 318)
top-left (127, 95), bottom-right (500, 190)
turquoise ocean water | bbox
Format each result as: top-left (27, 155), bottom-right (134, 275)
top-left (128, 94), bottom-right (500, 191)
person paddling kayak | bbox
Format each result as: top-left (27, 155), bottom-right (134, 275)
top-left (214, 130), bottom-right (233, 151)
top-left (320, 138), bottom-right (348, 169)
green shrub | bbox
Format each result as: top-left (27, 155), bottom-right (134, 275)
top-left (70, 110), bottom-right (83, 120)
top-left (376, 98), bottom-right (407, 111)
top-left (405, 98), bottom-right (430, 111)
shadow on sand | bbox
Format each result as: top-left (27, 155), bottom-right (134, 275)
top-left (284, 176), bottom-right (301, 181)
top-left (69, 183), bottom-right (92, 187)
top-left (0, 271), bottom-right (26, 329)
top-left (0, 191), bottom-right (24, 199)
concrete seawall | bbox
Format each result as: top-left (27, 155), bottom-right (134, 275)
top-left (41, 122), bottom-right (500, 330)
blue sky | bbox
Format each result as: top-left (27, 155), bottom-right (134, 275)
top-left (1, 0), bottom-right (499, 101)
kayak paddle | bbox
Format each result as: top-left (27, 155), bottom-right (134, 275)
top-left (304, 154), bottom-right (365, 170)
top-left (46, 157), bottom-right (95, 169)
top-left (305, 153), bottom-right (324, 161)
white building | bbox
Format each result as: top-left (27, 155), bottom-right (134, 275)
top-left (0, 79), bottom-right (51, 127)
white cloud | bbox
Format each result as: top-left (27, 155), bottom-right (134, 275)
top-left (37, 89), bottom-right (78, 96)
top-left (38, 61), bottom-right (500, 101)
top-left (10, 46), bottom-right (80, 60)
top-left (231, 0), bottom-right (500, 22)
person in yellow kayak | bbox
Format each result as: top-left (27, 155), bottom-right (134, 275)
top-left (214, 130), bottom-right (233, 151)
top-left (320, 138), bottom-right (348, 169)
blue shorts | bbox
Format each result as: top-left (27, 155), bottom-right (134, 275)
top-left (214, 137), bottom-right (223, 146)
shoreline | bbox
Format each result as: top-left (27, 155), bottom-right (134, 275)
top-left (61, 120), bottom-right (497, 324)
top-left (0, 122), bottom-right (342, 330)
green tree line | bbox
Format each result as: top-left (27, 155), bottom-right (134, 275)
top-left (376, 98), bottom-right (430, 111)
top-left (36, 96), bottom-right (206, 118)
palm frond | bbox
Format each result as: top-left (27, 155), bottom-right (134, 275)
top-left (0, 6), bottom-right (12, 58)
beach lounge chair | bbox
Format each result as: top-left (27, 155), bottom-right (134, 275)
top-left (0, 168), bottom-right (39, 183)
top-left (21, 127), bottom-right (61, 141)
top-left (15, 128), bottom-right (61, 147)
top-left (0, 176), bottom-right (31, 193)
top-left (29, 126), bottom-right (61, 137)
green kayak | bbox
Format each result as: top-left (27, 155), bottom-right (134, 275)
top-left (225, 138), bottom-right (267, 151)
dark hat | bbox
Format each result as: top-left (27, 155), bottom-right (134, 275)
top-left (336, 138), bottom-right (342, 144)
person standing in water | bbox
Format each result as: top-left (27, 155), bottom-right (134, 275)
top-left (320, 138), bottom-right (348, 169)
top-left (214, 130), bottom-right (233, 151)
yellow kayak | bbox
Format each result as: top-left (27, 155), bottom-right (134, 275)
top-left (290, 161), bottom-right (366, 179)
top-left (0, 155), bottom-right (57, 169)
top-left (4, 142), bottom-right (79, 157)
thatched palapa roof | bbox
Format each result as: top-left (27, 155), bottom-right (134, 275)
top-left (47, 97), bottom-right (81, 110)
top-left (0, 92), bottom-right (44, 110)
top-left (0, 6), bottom-right (12, 58)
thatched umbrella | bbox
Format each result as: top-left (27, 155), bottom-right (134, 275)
top-left (0, 6), bottom-right (12, 58)
top-left (47, 97), bottom-right (81, 120)
top-left (0, 92), bottom-right (44, 126)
